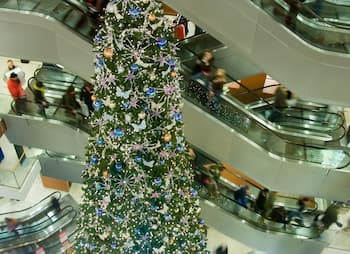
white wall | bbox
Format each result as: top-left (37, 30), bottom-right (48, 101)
top-left (162, 0), bottom-right (350, 106)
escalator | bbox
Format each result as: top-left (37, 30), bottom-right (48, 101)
top-left (0, 205), bottom-right (76, 252)
top-left (160, 0), bottom-right (350, 105)
top-left (0, 192), bottom-right (61, 231)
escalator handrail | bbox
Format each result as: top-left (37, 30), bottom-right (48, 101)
top-left (0, 191), bottom-right (61, 216)
top-left (0, 207), bottom-right (77, 252)
top-left (180, 40), bottom-right (344, 132)
top-left (198, 164), bottom-right (318, 213)
top-left (34, 65), bottom-right (86, 85)
top-left (0, 206), bottom-right (75, 240)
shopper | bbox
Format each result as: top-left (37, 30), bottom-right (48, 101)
top-left (234, 185), bottom-right (250, 208)
top-left (208, 68), bottom-right (227, 112)
top-left (5, 217), bottom-right (19, 236)
top-left (318, 204), bottom-right (342, 230)
top-left (268, 86), bottom-right (293, 122)
top-left (33, 81), bottom-right (48, 117)
top-left (263, 191), bottom-right (277, 218)
top-left (7, 73), bottom-right (26, 114)
top-left (270, 206), bottom-right (287, 224)
top-left (284, 0), bottom-right (301, 29)
top-left (215, 245), bottom-right (228, 254)
top-left (255, 188), bottom-right (269, 214)
top-left (51, 197), bottom-right (61, 213)
top-left (80, 83), bottom-right (94, 116)
top-left (62, 85), bottom-right (81, 116)
top-left (193, 49), bottom-right (214, 75)
top-left (3, 59), bottom-right (25, 84)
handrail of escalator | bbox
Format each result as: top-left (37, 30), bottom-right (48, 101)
top-left (33, 65), bottom-right (85, 85)
top-left (196, 162), bottom-right (318, 214)
top-left (196, 169), bottom-right (320, 238)
top-left (0, 206), bottom-right (75, 241)
top-left (43, 228), bottom-right (78, 252)
top-left (0, 191), bottom-right (62, 227)
top-left (0, 191), bottom-right (61, 217)
top-left (0, 206), bottom-right (77, 252)
top-left (179, 39), bottom-right (342, 131)
top-left (185, 79), bottom-right (350, 168)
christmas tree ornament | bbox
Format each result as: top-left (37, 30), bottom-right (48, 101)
top-left (93, 100), bottom-right (103, 110)
top-left (103, 47), bottom-right (114, 59)
top-left (97, 138), bottom-right (104, 145)
top-left (146, 87), bottom-right (156, 97)
top-left (138, 111), bottom-right (146, 120)
top-left (163, 132), bottom-right (172, 142)
top-left (130, 63), bottom-right (139, 72)
top-left (170, 71), bottom-right (177, 77)
top-left (129, 7), bottom-right (141, 18)
top-left (113, 128), bottom-right (124, 138)
top-left (148, 13), bottom-right (156, 22)
top-left (91, 95), bottom-right (97, 101)
top-left (109, 102), bottom-right (116, 109)
top-left (115, 163), bottom-right (123, 171)
top-left (157, 37), bottom-right (167, 49)
top-left (102, 170), bottom-right (108, 178)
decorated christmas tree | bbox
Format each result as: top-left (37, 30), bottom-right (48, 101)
top-left (76, 0), bottom-right (208, 253)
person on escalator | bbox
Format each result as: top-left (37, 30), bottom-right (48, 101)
top-left (268, 86), bottom-right (293, 122)
top-left (62, 85), bottom-right (81, 116)
top-left (314, 203), bottom-right (342, 231)
top-left (284, 0), bottom-right (302, 29)
top-left (270, 206), bottom-right (288, 224)
top-left (51, 196), bottom-right (61, 213)
top-left (192, 49), bottom-right (214, 75)
top-left (255, 188), bottom-right (269, 214)
top-left (208, 68), bottom-right (227, 112)
top-left (234, 185), bottom-right (250, 208)
top-left (80, 83), bottom-right (94, 116)
top-left (263, 191), bottom-right (277, 218)
top-left (5, 217), bottom-right (19, 236)
top-left (7, 73), bottom-right (27, 115)
top-left (33, 81), bottom-right (48, 117)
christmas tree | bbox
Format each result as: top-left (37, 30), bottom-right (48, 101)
top-left (76, 0), bottom-right (208, 253)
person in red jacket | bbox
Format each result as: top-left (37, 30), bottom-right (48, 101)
top-left (7, 72), bottom-right (26, 114)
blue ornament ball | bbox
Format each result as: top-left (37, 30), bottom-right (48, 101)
top-left (111, 242), bottom-right (117, 249)
top-left (181, 176), bottom-right (187, 181)
top-left (159, 159), bottom-right (165, 165)
top-left (164, 214), bottom-right (172, 221)
top-left (174, 112), bottom-right (182, 122)
top-left (154, 177), bottom-right (162, 186)
top-left (146, 87), bottom-right (156, 97)
top-left (91, 155), bottom-right (99, 164)
top-left (96, 208), bottom-right (103, 216)
top-left (157, 37), bottom-right (167, 49)
top-left (114, 128), bottom-right (124, 138)
top-left (129, 7), bottom-right (141, 18)
top-left (165, 142), bottom-right (173, 149)
top-left (135, 155), bottom-right (142, 163)
top-left (198, 218), bottom-right (205, 225)
top-left (97, 138), bottom-right (104, 145)
top-left (130, 63), bottom-right (139, 72)
top-left (151, 205), bottom-right (158, 211)
top-left (167, 58), bottom-right (176, 69)
top-left (93, 100), bottom-right (103, 110)
top-left (191, 189), bottom-right (198, 197)
top-left (115, 163), bottom-right (123, 171)
top-left (90, 243), bottom-right (97, 250)
top-left (176, 144), bottom-right (184, 151)
top-left (122, 102), bottom-right (129, 108)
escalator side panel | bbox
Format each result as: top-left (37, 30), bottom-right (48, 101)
top-left (200, 201), bottom-right (328, 254)
top-left (162, 0), bottom-right (350, 106)
top-left (0, 10), bottom-right (93, 81)
top-left (0, 114), bottom-right (89, 159)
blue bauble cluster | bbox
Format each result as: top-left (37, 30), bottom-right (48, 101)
top-left (129, 7), bottom-right (141, 18)
top-left (111, 242), bottom-right (117, 249)
top-left (157, 37), bottom-right (167, 49)
top-left (181, 176), bottom-right (187, 181)
top-left (90, 243), bottom-right (97, 251)
top-left (165, 142), bottom-right (173, 149)
top-left (198, 218), bottom-right (205, 225)
top-left (114, 128), bottom-right (124, 138)
top-left (93, 100), bottom-right (103, 110)
top-left (176, 144), bottom-right (184, 151)
top-left (115, 163), bottom-right (123, 171)
top-left (151, 205), bottom-right (158, 211)
top-left (159, 159), bottom-right (165, 165)
top-left (91, 155), bottom-right (99, 164)
top-left (130, 63), bottom-right (139, 72)
top-left (122, 102), bottom-right (129, 109)
top-left (146, 87), bottom-right (156, 97)
top-left (96, 183), bottom-right (103, 191)
top-left (154, 177), bottom-right (162, 186)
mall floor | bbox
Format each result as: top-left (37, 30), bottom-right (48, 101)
top-left (0, 56), bottom-right (350, 253)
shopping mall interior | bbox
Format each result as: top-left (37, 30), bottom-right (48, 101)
top-left (0, 0), bottom-right (350, 253)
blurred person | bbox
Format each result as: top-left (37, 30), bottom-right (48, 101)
top-left (234, 185), bottom-right (250, 208)
top-left (3, 59), bottom-right (25, 84)
top-left (7, 73), bottom-right (26, 114)
top-left (255, 188), bottom-right (269, 214)
top-left (208, 68), bottom-right (227, 112)
top-left (33, 81), bottom-right (48, 117)
top-left (270, 206), bottom-right (288, 224)
top-left (5, 217), bottom-right (19, 236)
top-left (264, 191), bottom-right (277, 218)
top-left (51, 196), bottom-right (61, 213)
top-left (215, 245), bottom-right (228, 254)
top-left (62, 85), bottom-right (81, 116)
top-left (193, 49), bottom-right (214, 75)
top-left (80, 83), bottom-right (94, 116)
top-left (268, 86), bottom-right (293, 122)
top-left (284, 0), bottom-right (302, 29)
top-left (314, 204), bottom-right (342, 231)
